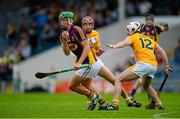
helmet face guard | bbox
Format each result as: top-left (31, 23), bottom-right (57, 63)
top-left (126, 22), bottom-right (141, 35)
top-left (82, 16), bottom-right (94, 33)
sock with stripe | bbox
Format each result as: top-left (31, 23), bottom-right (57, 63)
top-left (98, 96), bottom-right (107, 107)
top-left (112, 96), bottom-right (119, 107)
top-left (87, 92), bottom-right (97, 100)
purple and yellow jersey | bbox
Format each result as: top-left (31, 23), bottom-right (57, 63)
top-left (141, 24), bottom-right (163, 42)
top-left (61, 25), bottom-right (96, 64)
top-left (86, 30), bottom-right (101, 56)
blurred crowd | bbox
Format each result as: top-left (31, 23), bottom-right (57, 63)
top-left (126, 0), bottom-right (180, 16)
top-left (1, 0), bottom-right (119, 53)
top-left (0, 0), bottom-right (119, 92)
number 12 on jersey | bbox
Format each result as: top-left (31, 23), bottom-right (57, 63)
top-left (139, 38), bottom-right (153, 50)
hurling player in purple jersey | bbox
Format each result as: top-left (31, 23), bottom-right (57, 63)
top-left (59, 11), bottom-right (100, 111)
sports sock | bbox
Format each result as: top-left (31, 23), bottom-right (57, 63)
top-left (112, 96), bottom-right (119, 107)
top-left (98, 97), bottom-right (107, 107)
top-left (87, 92), bottom-right (97, 100)
top-left (87, 92), bottom-right (94, 99)
top-left (130, 88), bottom-right (136, 97)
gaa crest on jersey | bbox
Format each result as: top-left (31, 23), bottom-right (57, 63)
top-left (68, 43), bottom-right (78, 51)
top-left (88, 38), bottom-right (97, 44)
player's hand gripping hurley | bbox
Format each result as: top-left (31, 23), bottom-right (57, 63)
top-left (35, 64), bottom-right (89, 79)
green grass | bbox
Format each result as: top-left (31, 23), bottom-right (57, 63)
top-left (0, 93), bottom-right (180, 118)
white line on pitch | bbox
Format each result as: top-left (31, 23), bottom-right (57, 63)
top-left (153, 111), bottom-right (177, 118)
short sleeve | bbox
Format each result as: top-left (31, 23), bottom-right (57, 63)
top-left (128, 35), bottom-right (134, 43)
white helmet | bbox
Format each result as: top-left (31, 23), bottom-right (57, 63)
top-left (126, 22), bottom-right (141, 35)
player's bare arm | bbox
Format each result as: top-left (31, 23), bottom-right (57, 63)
top-left (60, 31), bottom-right (70, 55)
top-left (155, 23), bottom-right (169, 31)
top-left (106, 37), bottom-right (132, 49)
top-left (74, 39), bottom-right (90, 70)
top-left (154, 44), bottom-right (173, 74)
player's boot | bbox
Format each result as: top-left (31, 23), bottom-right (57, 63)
top-left (128, 94), bottom-right (141, 108)
top-left (87, 94), bottom-right (99, 111)
top-left (128, 100), bottom-right (142, 108)
top-left (106, 105), bottom-right (119, 110)
top-left (156, 104), bottom-right (165, 110)
top-left (145, 101), bottom-right (156, 109)
top-left (98, 103), bottom-right (109, 110)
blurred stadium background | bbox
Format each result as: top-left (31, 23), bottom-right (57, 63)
top-left (0, 0), bottom-right (180, 117)
top-left (0, 0), bottom-right (180, 118)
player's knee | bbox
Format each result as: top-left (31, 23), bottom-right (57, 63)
top-left (142, 76), bottom-right (152, 90)
top-left (143, 84), bottom-right (150, 90)
top-left (143, 83), bottom-right (150, 90)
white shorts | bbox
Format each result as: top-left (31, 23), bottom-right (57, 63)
top-left (75, 58), bottom-right (104, 79)
top-left (131, 62), bottom-right (157, 78)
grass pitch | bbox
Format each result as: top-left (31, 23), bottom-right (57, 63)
top-left (0, 93), bottom-right (180, 118)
